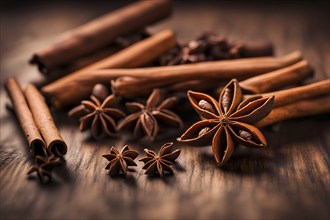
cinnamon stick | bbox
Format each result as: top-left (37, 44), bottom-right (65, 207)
top-left (36, 31), bottom-right (151, 77)
top-left (30, 0), bottom-right (172, 74)
top-left (5, 78), bottom-right (47, 157)
top-left (110, 51), bottom-right (303, 98)
top-left (25, 85), bottom-right (67, 157)
top-left (170, 59), bottom-right (312, 94)
top-left (42, 29), bottom-right (177, 109)
top-left (43, 42), bottom-right (123, 77)
top-left (247, 79), bottom-right (330, 107)
top-left (255, 94), bottom-right (330, 128)
top-left (167, 79), bottom-right (223, 93)
top-left (239, 60), bottom-right (313, 94)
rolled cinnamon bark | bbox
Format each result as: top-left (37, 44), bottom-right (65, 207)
top-left (169, 59), bottom-right (312, 94)
top-left (111, 51), bottom-right (303, 98)
top-left (213, 59), bottom-right (313, 96)
top-left (255, 94), bottom-right (330, 128)
top-left (25, 84), bottom-right (67, 157)
top-left (42, 29), bottom-right (177, 109)
top-left (239, 60), bottom-right (313, 94)
top-left (5, 78), bottom-right (46, 157)
top-left (44, 43), bottom-right (122, 77)
top-left (30, 0), bottom-right (172, 74)
top-left (167, 79), bottom-right (223, 92)
top-left (36, 30), bottom-right (150, 77)
top-left (248, 79), bottom-right (330, 107)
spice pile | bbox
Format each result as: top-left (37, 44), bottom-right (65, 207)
top-left (4, 0), bottom-right (330, 183)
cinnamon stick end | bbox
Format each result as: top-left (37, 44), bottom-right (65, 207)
top-left (29, 55), bottom-right (48, 74)
top-left (49, 140), bottom-right (67, 157)
top-left (31, 139), bottom-right (47, 158)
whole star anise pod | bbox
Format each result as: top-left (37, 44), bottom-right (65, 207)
top-left (118, 89), bottom-right (183, 141)
top-left (27, 155), bottom-right (62, 183)
top-left (77, 95), bottom-right (126, 139)
top-left (139, 142), bottom-right (181, 177)
top-left (102, 145), bottom-right (139, 177)
top-left (178, 79), bottom-right (274, 167)
top-left (68, 83), bottom-right (111, 119)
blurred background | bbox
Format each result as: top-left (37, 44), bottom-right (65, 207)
top-left (1, 1), bottom-right (329, 219)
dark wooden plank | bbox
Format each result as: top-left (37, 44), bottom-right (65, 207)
top-left (1, 1), bottom-right (329, 219)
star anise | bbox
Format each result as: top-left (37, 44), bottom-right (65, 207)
top-left (68, 83), bottom-right (111, 119)
top-left (118, 89), bottom-right (183, 141)
top-left (102, 145), bottom-right (139, 177)
top-left (178, 79), bottom-right (274, 167)
top-left (139, 142), bottom-right (181, 177)
top-left (27, 155), bottom-right (62, 183)
top-left (76, 95), bottom-right (126, 139)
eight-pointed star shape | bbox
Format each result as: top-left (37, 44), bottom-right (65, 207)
top-left (178, 79), bottom-right (274, 166)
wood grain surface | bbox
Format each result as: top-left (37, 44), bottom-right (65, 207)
top-left (0, 1), bottom-right (329, 219)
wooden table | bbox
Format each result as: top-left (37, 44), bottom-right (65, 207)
top-left (1, 1), bottom-right (329, 219)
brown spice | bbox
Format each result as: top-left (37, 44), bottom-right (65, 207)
top-left (139, 142), bottom-right (181, 177)
top-left (78, 95), bottom-right (126, 139)
top-left (118, 89), bottom-right (183, 141)
top-left (102, 145), bottom-right (139, 177)
top-left (111, 51), bottom-right (302, 98)
top-left (68, 83), bottom-right (110, 119)
top-left (24, 84), bottom-right (67, 157)
top-left (41, 29), bottom-right (177, 109)
top-left (239, 60), bottom-right (313, 94)
top-left (36, 31), bottom-right (151, 76)
top-left (91, 83), bottom-right (110, 102)
top-left (5, 77), bottom-right (47, 157)
top-left (178, 79), bottom-right (274, 167)
top-left (27, 155), bottom-right (63, 183)
top-left (30, 0), bottom-right (172, 73)
top-left (255, 94), bottom-right (330, 128)
top-left (158, 32), bottom-right (273, 66)
top-left (250, 79), bottom-right (330, 107)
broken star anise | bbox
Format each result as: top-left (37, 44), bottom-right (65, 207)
top-left (102, 145), bottom-right (139, 177)
top-left (139, 142), bottom-right (181, 177)
top-left (78, 95), bottom-right (126, 139)
top-left (27, 155), bottom-right (62, 183)
top-left (178, 79), bottom-right (274, 167)
top-left (118, 89), bottom-right (183, 141)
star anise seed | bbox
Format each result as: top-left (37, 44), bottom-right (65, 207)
top-left (139, 142), bottom-right (181, 177)
top-left (198, 99), bottom-right (216, 113)
top-left (178, 79), bottom-right (274, 167)
top-left (198, 127), bottom-right (211, 137)
top-left (91, 83), bottom-right (110, 102)
top-left (102, 145), bottom-right (139, 177)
